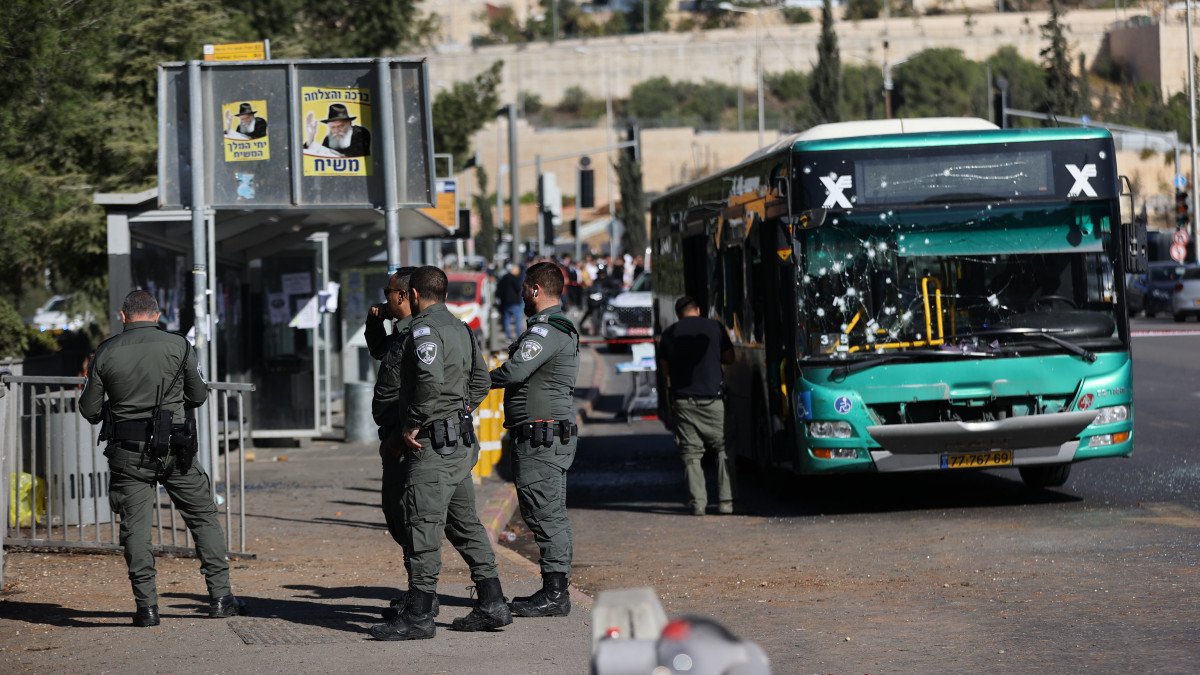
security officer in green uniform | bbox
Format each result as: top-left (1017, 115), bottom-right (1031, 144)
top-left (79, 290), bottom-right (243, 627)
top-left (368, 266), bottom-right (513, 640)
top-left (489, 261), bottom-right (580, 617)
top-left (365, 266), bottom-right (432, 619)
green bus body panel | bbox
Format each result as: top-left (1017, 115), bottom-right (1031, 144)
top-left (795, 352), bottom-right (1133, 474)
top-left (792, 126), bottom-right (1114, 153)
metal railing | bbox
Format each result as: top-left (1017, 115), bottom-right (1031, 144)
top-left (1, 373), bottom-right (254, 557)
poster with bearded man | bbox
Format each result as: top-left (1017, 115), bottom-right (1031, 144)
top-left (301, 87), bottom-right (373, 176)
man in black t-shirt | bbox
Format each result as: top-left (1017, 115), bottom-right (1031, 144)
top-left (659, 296), bottom-right (736, 516)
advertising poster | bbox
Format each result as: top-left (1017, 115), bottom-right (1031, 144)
top-left (222, 99), bottom-right (270, 162)
top-left (301, 87), bottom-right (373, 177)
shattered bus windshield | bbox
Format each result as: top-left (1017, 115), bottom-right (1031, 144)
top-left (797, 202), bottom-right (1121, 361)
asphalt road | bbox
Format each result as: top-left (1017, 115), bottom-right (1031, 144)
top-left (508, 325), bottom-right (1200, 673)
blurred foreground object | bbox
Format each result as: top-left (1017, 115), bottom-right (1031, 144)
top-left (591, 587), bottom-right (770, 675)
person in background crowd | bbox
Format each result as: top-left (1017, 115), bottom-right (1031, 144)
top-left (497, 263), bottom-right (524, 341)
top-left (659, 295), bottom-right (737, 517)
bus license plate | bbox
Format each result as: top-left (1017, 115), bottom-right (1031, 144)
top-left (940, 451), bottom-right (1012, 469)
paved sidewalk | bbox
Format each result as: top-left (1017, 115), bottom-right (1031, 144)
top-left (0, 347), bottom-right (608, 675)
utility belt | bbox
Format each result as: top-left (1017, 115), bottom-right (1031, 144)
top-left (108, 418), bottom-right (198, 460)
top-left (415, 411), bottom-right (477, 455)
top-left (512, 420), bottom-right (577, 447)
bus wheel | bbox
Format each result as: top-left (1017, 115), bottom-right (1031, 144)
top-left (1018, 463), bottom-right (1071, 488)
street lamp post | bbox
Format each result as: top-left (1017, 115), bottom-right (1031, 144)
top-left (720, 3), bottom-right (779, 148)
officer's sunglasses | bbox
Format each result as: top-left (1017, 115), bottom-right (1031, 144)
top-left (382, 287), bottom-right (407, 298)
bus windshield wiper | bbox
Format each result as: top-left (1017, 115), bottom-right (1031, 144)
top-left (826, 348), bottom-right (995, 379)
top-left (945, 327), bottom-right (1097, 363)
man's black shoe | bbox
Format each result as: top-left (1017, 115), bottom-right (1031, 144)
top-left (368, 589), bottom-right (436, 641)
top-left (133, 605), bottom-right (160, 627)
top-left (450, 578), bottom-right (514, 631)
top-left (510, 572), bottom-right (571, 617)
top-left (209, 594), bottom-right (245, 618)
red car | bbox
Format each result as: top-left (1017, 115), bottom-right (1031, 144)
top-left (445, 271), bottom-right (490, 341)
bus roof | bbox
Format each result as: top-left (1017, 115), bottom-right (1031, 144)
top-left (742, 118), bottom-right (1114, 162)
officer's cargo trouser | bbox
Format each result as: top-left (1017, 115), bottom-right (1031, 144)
top-left (672, 397), bottom-right (734, 511)
top-left (379, 440), bottom-right (407, 549)
top-left (403, 439), bottom-right (498, 593)
top-left (511, 436), bottom-right (576, 576)
top-left (106, 443), bottom-right (231, 608)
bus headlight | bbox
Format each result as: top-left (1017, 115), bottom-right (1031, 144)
top-left (1092, 405), bottom-right (1129, 425)
top-left (808, 421), bottom-right (852, 438)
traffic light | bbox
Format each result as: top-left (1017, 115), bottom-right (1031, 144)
top-left (579, 168), bottom-right (594, 209)
top-left (1176, 190), bottom-right (1190, 228)
top-left (541, 207), bottom-right (555, 246)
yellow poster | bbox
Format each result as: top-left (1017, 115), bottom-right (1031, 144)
top-left (222, 100), bottom-right (270, 162)
top-left (301, 87), bottom-right (373, 177)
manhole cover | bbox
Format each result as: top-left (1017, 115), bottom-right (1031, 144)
top-left (227, 617), bottom-right (368, 645)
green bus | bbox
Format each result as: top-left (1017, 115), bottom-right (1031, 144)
top-left (650, 119), bottom-right (1146, 488)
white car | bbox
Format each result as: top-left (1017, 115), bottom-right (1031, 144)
top-left (601, 274), bottom-right (653, 348)
top-left (28, 295), bottom-right (94, 334)
top-left (1171, 266), bottom-right (1200, 322)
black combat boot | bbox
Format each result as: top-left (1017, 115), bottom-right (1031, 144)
top-left (381, 591), bottom-right (440, 620)
top-left (368, 588), bottom-right (436, 641)
top-left (132, 605), bottom-right (160, 627)
top-left (450, 578), bottom-right (514, 631)
top-left (509, 572), bottom-right (571, 617)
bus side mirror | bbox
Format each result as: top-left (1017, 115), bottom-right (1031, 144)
top-left (1124, 218), bottom-right (1147, 274)
top-left (1119, 176), bottom-right (1147, 274)
top-left (796, 208), bottom-right (827, 230)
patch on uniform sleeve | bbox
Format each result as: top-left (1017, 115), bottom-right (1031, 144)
top-left (416, 342), bottom-right (438, 364)
top-left (518, 339), bottom-right (544, 361)
top-left (412, 326), bottom-right (431, 338)
top-left (530, 326), bottom-right (550, 337)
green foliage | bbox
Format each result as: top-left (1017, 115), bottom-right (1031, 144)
top-left (432, 61), bottom-right (505, 173)
top-left (844, 0), bottom-right (882, 21)
top-left (522, 92), bottom-right (544, 116)
top-left (810, 0), bottom-right (842, 123)
top-left (892, 48), bottom-right (987, 119)
top-left (626, 0), bottom-right (672, 33)
top-left (615, 154), bottom-right (646, 258)
top-left (628, 78), bottom-right (737, 125)
top-left (987, 46), bottom-right (1047, 116)
top-left (0, 299), bottom-right (30, 359)
top-left (781, 7), bottom-right (814, 24)
top-left (1039, 0), bottom-right (1079, 117)
top-left (239, 0), bottom-right (437, 58)
top-left (473, 166), bottom-right (496, 264)
top-left (559, 86), bottom-right (604, 119)
top-left (842, 64), bottom-right (884, 121)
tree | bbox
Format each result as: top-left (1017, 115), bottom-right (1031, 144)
top-left (615, 152), bottom-right (646, 258)
top-left (842, 63), bottom-right (884, 121)
top-left (431, 61), bottom-right (504, 174)
top-left (892, 48), bottom-right (987, 119)
top-left (1040, 0), bottom-right (1078, 118)
top-left (239, 0), bottom-right (437, 58)
top-left (810, 0), bottom-right (842, 123)
top-left (473, 165), bottom-right (496, 265)
top-left (987, 45), bottom-right (1047, 120)
top-left (844, 0), bottom-right (882, 21)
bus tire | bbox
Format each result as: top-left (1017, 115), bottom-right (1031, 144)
top-left (1018, 463), bottom-right (1071, 488)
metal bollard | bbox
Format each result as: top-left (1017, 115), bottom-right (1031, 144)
top-left (343, 382), bottom-right (376, 443)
